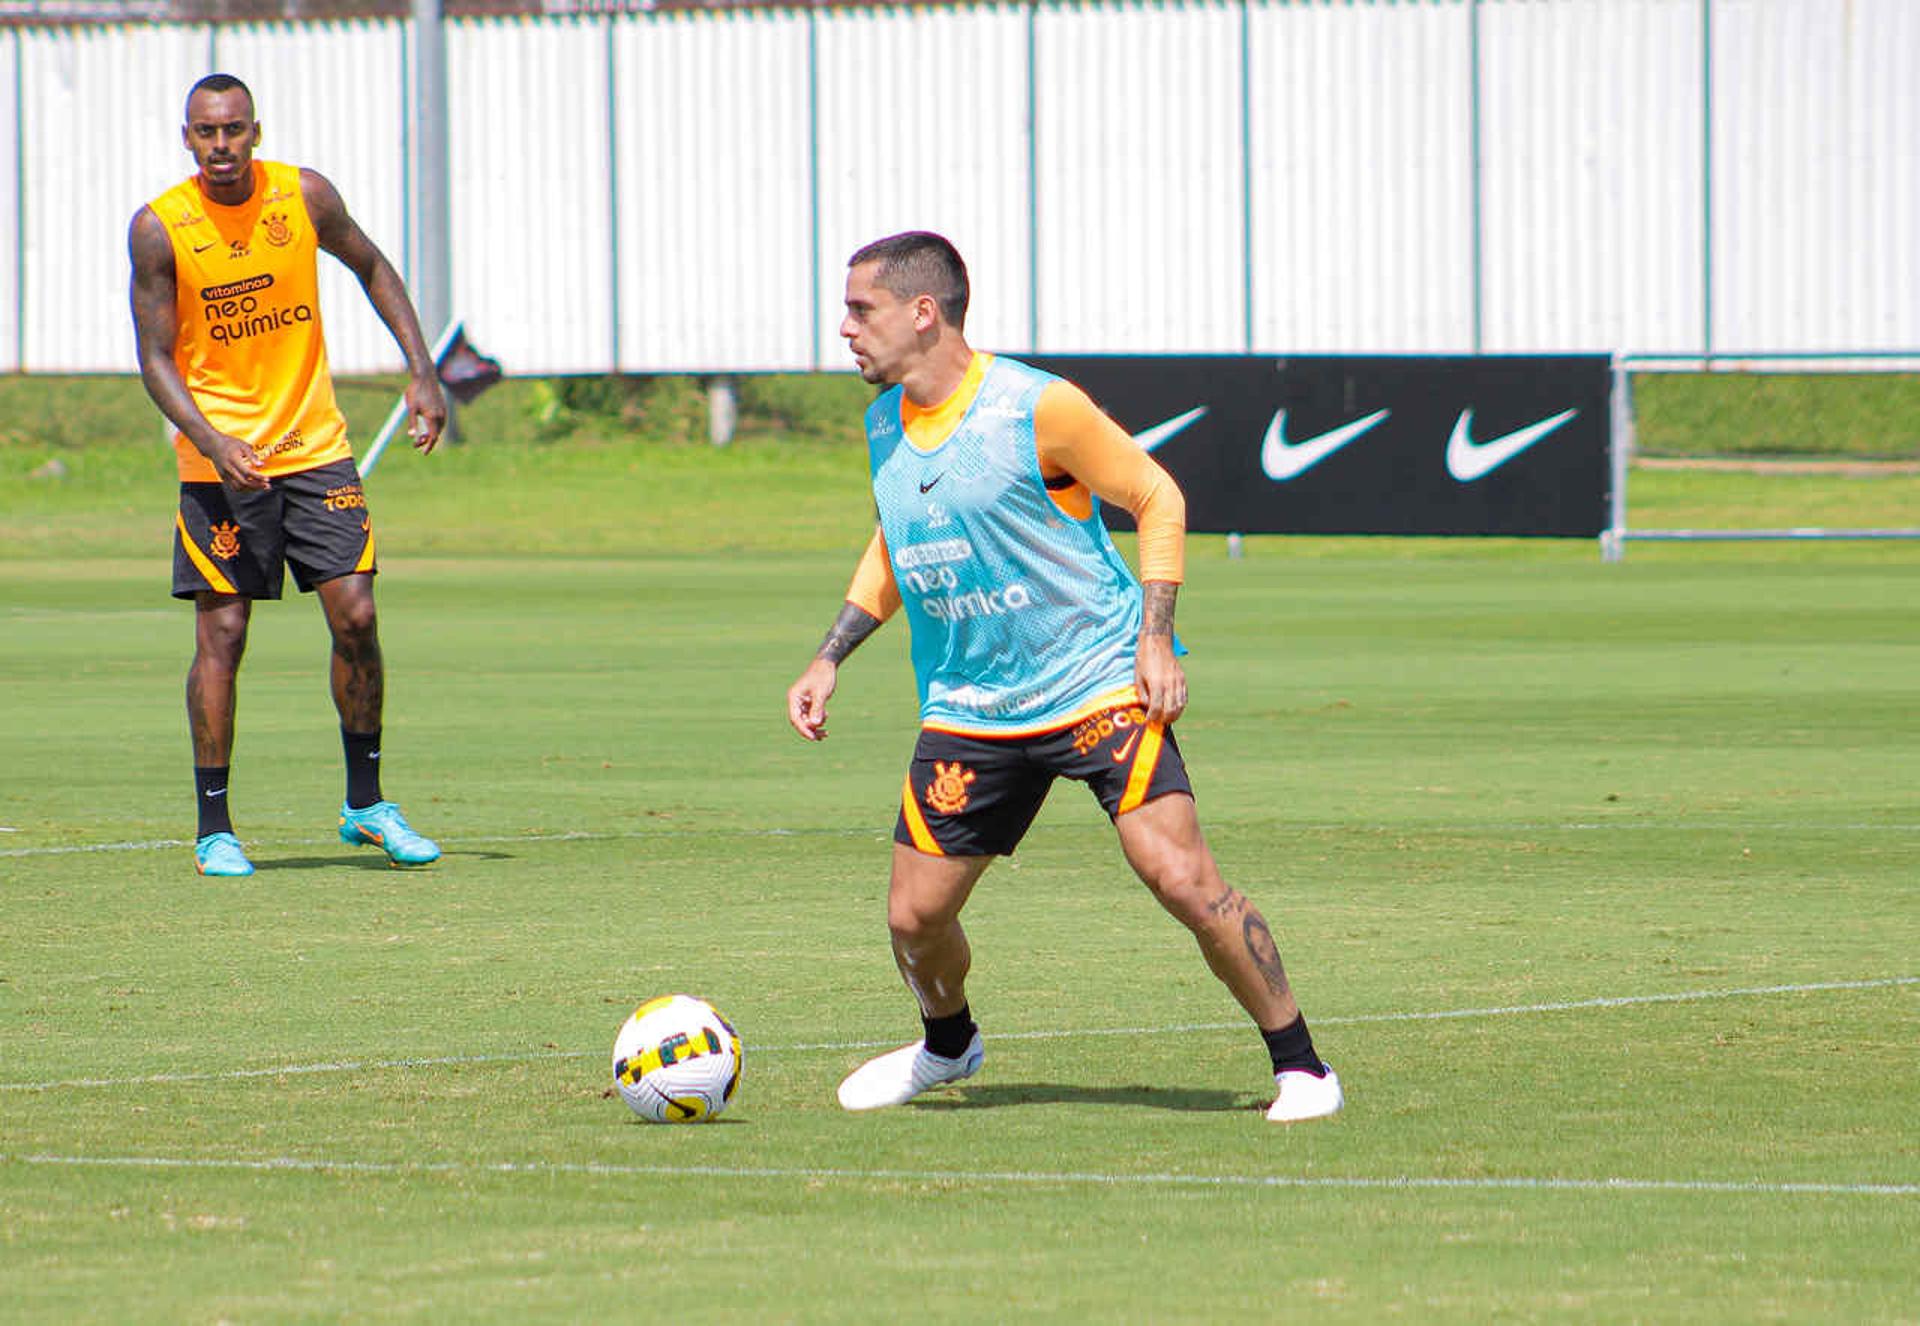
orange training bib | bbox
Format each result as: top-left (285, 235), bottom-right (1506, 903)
top-left (150, 160), bottom-right (351, 481)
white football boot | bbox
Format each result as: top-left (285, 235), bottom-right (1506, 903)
top-left (1267, 1063), bottom-right (1344, 1123)
top-left (837, 1032), bottom-right (984, 1111)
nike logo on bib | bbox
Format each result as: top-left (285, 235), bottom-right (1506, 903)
top-left (919, 475), bottom-right (943, 494)
top-left (1261, 409), bottom-right (1392, 481)
top-left (1445, 408), bottom-right (1578, 482)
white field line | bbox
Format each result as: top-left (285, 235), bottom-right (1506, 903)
top-left (2, 837), bottom-right (194, 857)
top-left (0, 829), bottom-right (860, 858)
top-left (5, 819), bottom-right (1918, 859)
top-left (3, 977), bottom-right (1910, 1094)
top-left (4, 1152), bottom-right (1914, 1198)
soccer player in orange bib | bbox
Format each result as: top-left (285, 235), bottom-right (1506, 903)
top-left (786, 233), bottom-right (1343, 1123)
top-left (130, 75), bottom-right (444, 876)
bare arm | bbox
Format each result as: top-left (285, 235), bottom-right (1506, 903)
top-left (129, 207), bottom-right (270, 490)
top-left (816, 601), bottom-right (885, 665)
top-left (1135, 580), bottom-right (1188, 723)
top-left (786, 528), bottom-right (895, 741)
top-left (302, 168), bottom-right (446, 454)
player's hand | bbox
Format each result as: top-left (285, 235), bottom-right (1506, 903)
top-left (787, 658), bottom-right (839, 741)
top-left (405, 373), bottom-right (448, 454)
top-left (211, 433), bottom-right (269, 492)
top-left (1134, 637), bottom-right (1189, 726)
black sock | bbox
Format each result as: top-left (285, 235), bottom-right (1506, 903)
top-left (1262, 1015), bottom-right (1326, 1077)
top-left (922, 1004), bottom-right (978, 1059)
top-left (342, 728), bottom-right (383, 810)
top-left (195, 765), bottom-right (234, 838)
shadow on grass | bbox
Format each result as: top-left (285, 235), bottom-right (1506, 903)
top-left (249, 855), bottom-right (393, 873)
top-left (915, 1082), bottom-right (1252, 1113)
top-left (250, 848), bottom-right (516, 872)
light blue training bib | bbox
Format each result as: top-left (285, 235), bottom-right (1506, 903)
top-left (867, 355), bottom-right (1148, 734)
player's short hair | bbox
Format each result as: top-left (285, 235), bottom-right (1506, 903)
top-left (849, 231), bottom-right (969, 330)
top-left (185, 73), bottom-right (254, 122)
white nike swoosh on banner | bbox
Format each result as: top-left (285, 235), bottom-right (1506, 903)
top-left (1260, 408), bottom-right (1391, 480)
top-left (1132, 406), bottom-right (1208, 453)
top-left (1445, 408), bottom-right (1578, 482)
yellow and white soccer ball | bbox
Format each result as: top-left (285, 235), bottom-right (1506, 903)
top-left (611, 994), bottom-right (742, 1123)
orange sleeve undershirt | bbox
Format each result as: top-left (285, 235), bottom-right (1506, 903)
top-left (841, 364), bottom-right (1185, 615)
top-left (844, 524), bottom-right (901, 621)
top-left (1034, 380), bottom-right (1186, 584)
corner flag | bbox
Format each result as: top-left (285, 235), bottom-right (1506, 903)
top-left (361, 321), bottom-right (502, 476)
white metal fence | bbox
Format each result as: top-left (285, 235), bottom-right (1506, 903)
top-left (4, 0), bottom-right (1916, 375)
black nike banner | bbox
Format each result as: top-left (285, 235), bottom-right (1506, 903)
top-left (1024, 355), bottom-right (1613, 538)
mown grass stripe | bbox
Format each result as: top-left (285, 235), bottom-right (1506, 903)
top-left (5, 820), bottom-right (1916, 859)
top-left (4, 977), bottom-right (1907, 1094)
top-left (9, 1152), bottom-right (1913, 1199)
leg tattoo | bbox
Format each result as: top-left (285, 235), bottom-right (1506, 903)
top-left (186, 665), bottom-right (225, 766)
top-left (333, 631), bottom-right (384, 733)
top-left (1242, 909), bottom-right (1293, 998)
top-left (1206, 885), bottom-right (1246, 918)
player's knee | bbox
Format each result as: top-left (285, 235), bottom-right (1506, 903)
top-left (885, 890), bottom-right (959, 948)
top-left (327, 598), bottom-right (379, 645)
top-left (1139, 856), bottom-right (1217, 922)
top-left (193, 624), bottom-right (248, 671)
top-left (886, 900), bottom-right (935, 947)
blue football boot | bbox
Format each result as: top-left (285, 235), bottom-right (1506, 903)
top-left (194, 831), bottom-right (255, 877)
top-left (338, 801), bottom-right (440, 867)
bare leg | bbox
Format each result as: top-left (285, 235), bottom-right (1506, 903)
top-left (886, 843), bottom-right (994, 1018)
top-left (1114, 793), bottom-right (1301, 1029)
top-left (188, 593), bottom-right (252, 766)
top-left (315, 573), bottom-right (382, 731)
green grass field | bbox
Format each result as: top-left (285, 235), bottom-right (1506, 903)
top-left (2, 397), bottom-right (1918, 1321)
top-left (1633, 371), bottom-right (1920, 461)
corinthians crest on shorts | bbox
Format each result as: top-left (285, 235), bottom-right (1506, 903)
top-left (925, 761), bottom-right (976, 815)
top-left (207, 520), bottom-right (242, 560)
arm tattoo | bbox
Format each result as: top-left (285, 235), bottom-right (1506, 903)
top-left (1142, 581), bottom-right (1178, 638)
top-left (816, 603), bottom-right (882, 664)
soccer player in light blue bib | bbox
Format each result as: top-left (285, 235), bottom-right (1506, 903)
top-left (787, 232), bottom-right (1342, 1124)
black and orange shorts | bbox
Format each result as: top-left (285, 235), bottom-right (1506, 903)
top-left (895, 704), bottom-right (1194, 858)
top-left (173, 458), bottom-right (375, 600)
